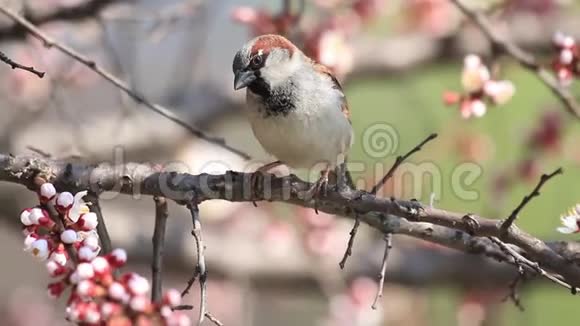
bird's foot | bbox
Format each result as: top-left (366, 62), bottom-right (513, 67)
top-left (250, 171), bottom-right (262, 207)
top-left (309, 170), bottom-right (330, 214)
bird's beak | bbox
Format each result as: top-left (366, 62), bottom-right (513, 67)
top-left (234, 70), bottom-right (256, 90)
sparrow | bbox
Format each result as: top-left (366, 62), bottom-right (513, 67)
top-left (232, 34), bottom-right (353, 206)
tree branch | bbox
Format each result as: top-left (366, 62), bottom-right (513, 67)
top-left (1, 153), bottom-right (580, 289)
top-left (86, 193), bottom-right (113, 254)
top-left (187, 199), bottom-right (208, 325)
top-left (0, 50), bottom-right (45, 77)
top-left (449, 0), bottom-right (580, 119)
top-left (0, 0), bottom-right (127, 40)
top-left (370, 133), bottom-right (438, 195)
top-left (371, 233), bottom-right (392, 310)
top-left (152, 196), bottom-right (169, 303)
top-left (0, 6), bottom-right (250, 160)
top-left (501, 168), bottom-right (563, 233)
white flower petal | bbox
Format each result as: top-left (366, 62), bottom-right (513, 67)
top-left (561, 215), bottom-right (578, 229)
top-left (464, 54), bottom-right (482, 69)
top-left (40, 183), bottom-right (57, 200)
top-left (557, 226), bottom-right (576, 234)
top-left (57, 192), bottom-right (74, 208)
top-left (471, 100), bottom-right (487, 117)
top-left (20, 210), bottom-right (32, 226)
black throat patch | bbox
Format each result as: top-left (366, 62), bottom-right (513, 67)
top-left (248, 75), bottom-right (296, 118)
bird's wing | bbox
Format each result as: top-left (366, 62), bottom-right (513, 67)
top-left (312, 62), bottom-right (351, 123)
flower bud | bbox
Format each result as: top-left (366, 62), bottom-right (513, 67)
top-left (127, 274), bottom-right (150, 296)
top-left (20, 209), bottom-right (33, 226)
top-left (31, 238), bottom-right (50, 260)
top-left (60, 229), bottom-right (78, 244)
top-left (56, 192), bottom-right (74, 213)
top-left (130, 295), bottom-right (150, 312)
top-left (23, 233), bottom-right (39, 251)
top-left (75, 262), bottom-right (95, 281)
top-left (77, 212), bottom-right (98, 231)
top-left (107, 248), bottom-right (127, 267)
top-left (39, 183), bottom-right (57, 203)
top-left (46, 260), bottom-right (68, 277)
top-left (163, 288), bottom-right (182, 307)
top-left (48, 281), bottom-right (66, 299)
top-left (108, 282), bottom-right (129, 302)
top-left (78, 246), bottom-right (98, 262)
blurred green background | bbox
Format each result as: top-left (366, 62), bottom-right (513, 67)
top-left (347, 63), bottom-right (580, 325)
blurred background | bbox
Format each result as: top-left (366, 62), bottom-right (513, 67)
top-left (0, 0), bottom-right (579, 325)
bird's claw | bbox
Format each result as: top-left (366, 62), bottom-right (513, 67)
top-left (310, 174), bottom-right (329, 214)
top-left (250, 172), bottom-right (262, 207)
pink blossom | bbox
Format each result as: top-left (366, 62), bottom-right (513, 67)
top-left (166, 312), bottom-right (192, 326)
top-left (130, 295), bottom-right (149, 312)
top-left (77, 212), bottom-right (98, 230)
top-left (76, 280), bottom-right (96, 297)
top-left (108, 248), bottom-right (127, 267)
top-left (91, 256), bottom-right (111, 275)
top-left (483, 80), bottom-right (515, 105)
top-left (48, 281), bottom-right (66, 299)
top-left (127, 274), bottom-right (150, 296)
top-left (23, 233), bottom-right (39, 251)
top-left (49, 249), bottom-right (68, 266)
top-left (163, 289), bottom-right (181, 307)
top-left (46, 260), bottom-right (68, 277)
top-left (82, 234), bottom-right (100, 251)
top-left (461, 54), bottom-right (490, 93)
top-left (101, 302), bottom-right (122, 319)
top-left (75, 262), bottom-right (95, 281)
top-left (108, 282), bottom-right (129, 302)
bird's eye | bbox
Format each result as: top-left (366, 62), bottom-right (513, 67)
top-left (250, 55), bottom-right (263, 68)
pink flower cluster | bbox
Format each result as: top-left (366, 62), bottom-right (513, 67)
top-left (21, 183), bottom-right (190, 326)
top-left (444, 54), bottom-right (515, 119)
top-left (552, 32), bottom-right (579, 86)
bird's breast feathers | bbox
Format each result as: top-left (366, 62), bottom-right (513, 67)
top-left (245, 74), bottom-right (353, 168)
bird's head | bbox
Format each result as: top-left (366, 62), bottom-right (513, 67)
top-left (232, 34), bottom-right (301, 91)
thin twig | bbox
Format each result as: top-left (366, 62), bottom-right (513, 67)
top-left (449, 0), bottom-right (580, 118)
top-left (338, 216), bottom-right (360, 269)
top-left (338, 134), bottom-right (436, 270)
top-left (0, 50), bottom-right (44, 78)
top-left (152, 196), bottom-right (169, 303)
top-left (370, 133), bottom-right (438, 195)
top-left (0, 6), bottom-right (250, 160)
top-left (372, 233), bottom-right (392, 310)
top-left (187, 199), bottom-right (207, 325)
top-left (86, 193), bottom-right (113, 254)
top-left (205, 312), bottom-right (224, 326)
top-left (501, 168), bottom-right (562, 232)
top-left (181, 268), bottom-right (200, 297)
top-left (489, 237), bottom-right (575, 292)
top-left (173, 305), bottom-right (194, 311)
top-left (502, 266), bottom-right (526, 311)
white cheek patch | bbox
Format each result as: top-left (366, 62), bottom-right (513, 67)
top-left (260, 52), bottom-right (301, 87)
